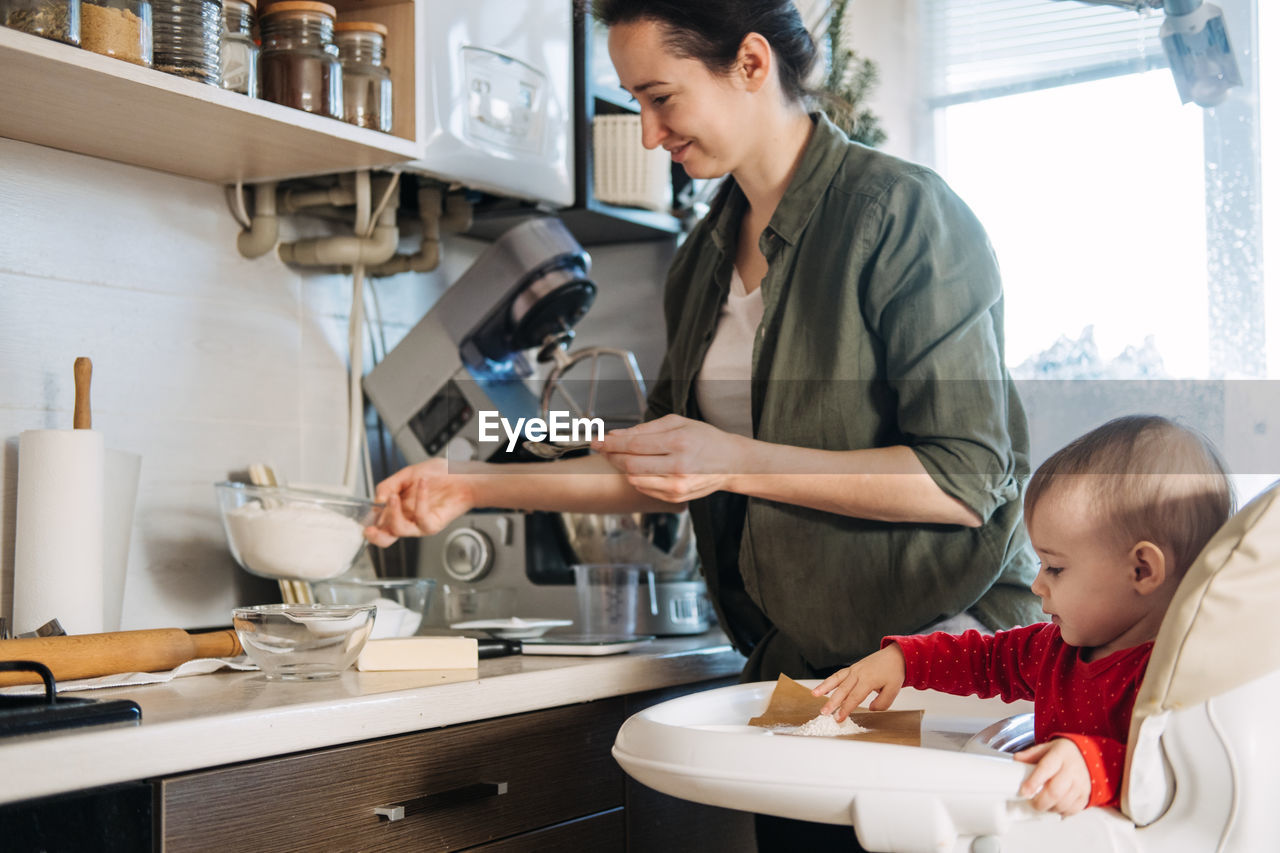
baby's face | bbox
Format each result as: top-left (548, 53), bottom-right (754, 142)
top-left (1026, 485), bottom-right (1149, 654)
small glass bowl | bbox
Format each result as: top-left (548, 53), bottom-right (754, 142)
top-left (312, 578), bottom-right (435, 639)
top-left (232, 603), bottom-right (375, 681)
top-left (214, 482), bottom-right (383, 581)
top-left (443, 584), bottom-right (516, 625)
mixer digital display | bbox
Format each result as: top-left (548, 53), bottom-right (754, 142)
top-left (408, 381), bottom-right (472, 457)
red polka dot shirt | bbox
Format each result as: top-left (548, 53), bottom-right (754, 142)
top-left (885, 624), bottom-right (1153, 808)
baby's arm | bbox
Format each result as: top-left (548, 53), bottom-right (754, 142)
top-left (1014, 733), bottom-right (1127, 815)
top-left (811, 644), bottom-right (906, 720)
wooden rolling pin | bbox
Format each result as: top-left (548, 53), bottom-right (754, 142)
top-left (0, 628), bottom-right (242, 687)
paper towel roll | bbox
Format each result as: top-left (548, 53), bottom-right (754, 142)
top-left (13, 429), bottom-right (106, 635)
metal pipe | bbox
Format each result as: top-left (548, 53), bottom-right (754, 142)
top-left (367, 185), bottom-right (442, 276)
top-left (236, 181), bottom-right (279, 259)
top-left (1163, 0), bottom-right (1201, 16)
top-left (280, 184), bottom-right (358, 213)
top-left (277, 204), bottom-right (399, 266)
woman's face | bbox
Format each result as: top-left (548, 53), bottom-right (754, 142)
top-left (608, 19), bottom-right (753, 180)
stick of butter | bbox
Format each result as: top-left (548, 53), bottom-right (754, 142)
top-left (356, 637), bottom-right (479, 671)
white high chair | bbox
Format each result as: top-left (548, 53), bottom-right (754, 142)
top-left (613, 482), bottom-right (1280, 852)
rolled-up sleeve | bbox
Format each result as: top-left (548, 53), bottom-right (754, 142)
top-left (860, 169), bottom-right (1022, 522)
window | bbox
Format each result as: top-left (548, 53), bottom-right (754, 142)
top-left (923, 0), bottom-right (1267, 381)
top-left (921, 0), bottom-right (1276, 493)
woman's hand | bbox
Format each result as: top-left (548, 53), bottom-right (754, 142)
top-left (594, 414), bottom-right (748, 503)
top-left (811, 644), bottom-right (906, 720)
top-left (364, 458), bottom-right (475, 547)
top-left (1013, 739), bottom-right (1092, 816)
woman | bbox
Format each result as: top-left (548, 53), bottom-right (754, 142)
top-left (367, 0), bottom-right (1040, 844)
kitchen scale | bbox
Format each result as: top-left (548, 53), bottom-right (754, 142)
top-left (0, 661), bottom-right (140, 737)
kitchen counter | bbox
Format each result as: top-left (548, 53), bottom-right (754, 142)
top-left (0, 633), bottom-right (745, 807)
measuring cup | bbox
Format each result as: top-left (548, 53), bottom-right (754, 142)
top-left (572, 563), bottom-right (658, 636)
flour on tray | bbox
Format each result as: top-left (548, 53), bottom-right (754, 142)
top-left (772, 713), bottom-right (869, 737)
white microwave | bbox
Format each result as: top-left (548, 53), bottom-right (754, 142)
top-left (400, 0), bottom-right (575, 208)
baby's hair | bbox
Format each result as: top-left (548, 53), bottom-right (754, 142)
top-left (591, 0), bottom-right (817, 104)
top-left (1025, 415), bottom-right (1234, 575)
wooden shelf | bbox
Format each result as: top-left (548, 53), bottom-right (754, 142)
top-left (570, 5), bottom-right (684, 244)
top-left (0, 22), bottom-right (423, 184)
top-left (592, 88), bottom-right (634, 113)
top-left (464, 197), bottom-right (681, 246)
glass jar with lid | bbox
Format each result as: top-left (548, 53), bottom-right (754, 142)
top-left (81, 0), bottom-right (152, 66)
top-left (0, 0), bottom-right (79, 45)
top-left (259, 1), bottom-right (342, 119)
top-left (335, 21), bottom-right (393, 133)
top-left (219, 0), bottom-right (256, 96)
top-left (152, 0), bottom-right (221, 85)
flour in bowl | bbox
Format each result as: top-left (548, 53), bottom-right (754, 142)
top-left (774, 714), bottom-right (869, 737)
top-left (225, 503), bottom-right (366, 580)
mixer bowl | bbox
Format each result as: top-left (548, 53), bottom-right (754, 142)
top-left (559, 511), bottom-right (698, 579)
top-left (215, 482), bottom-right (383, 582)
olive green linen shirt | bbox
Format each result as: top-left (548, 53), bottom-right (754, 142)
top-left (646, 113), bottom-right (1043, 680)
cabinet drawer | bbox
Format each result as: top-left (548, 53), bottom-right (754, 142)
top-left (160, 699), bottom-right (626, 852)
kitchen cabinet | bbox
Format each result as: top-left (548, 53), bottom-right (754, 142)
top-left (623, 681), bottom-right (756, 853)
top-left (156, 687), bottom-right (754, 852)
top-left (0, 0), bottom-right (423, 184)
top-left (0, 781), bottom-right (153, 852)
top-left (160, 700), bottom-right (628, 852)
top-left (0, 637), bottom-right (750, 851)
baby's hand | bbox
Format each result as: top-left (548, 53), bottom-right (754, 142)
top-left (1013, 738), bottom-right (1092, 816)
top-left (810, 644), bottom-right (906, 720)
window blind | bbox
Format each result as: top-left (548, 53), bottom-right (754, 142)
top-left (925, 0), bottom-right (1167, 103)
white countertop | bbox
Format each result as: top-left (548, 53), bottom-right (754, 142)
top-left (0, 633), bottom-right (745, 806)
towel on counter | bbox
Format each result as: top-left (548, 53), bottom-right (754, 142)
top-left (0, 656), bottom-right (259, 696)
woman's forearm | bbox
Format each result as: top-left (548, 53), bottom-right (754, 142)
top-left (460, 453), bottom-right (681, 514)
top-left (724, 440), bottom-right (981, 526)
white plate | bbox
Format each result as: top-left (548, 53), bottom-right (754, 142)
top-left (449, 617), bottom-right (573, 639)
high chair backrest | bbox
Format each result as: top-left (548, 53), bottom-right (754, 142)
top-left (1122, 479), bottom-right (1280, 825)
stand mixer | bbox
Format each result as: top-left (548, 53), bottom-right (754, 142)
top-left (363, 217), bottom-right (598, 464)
top-left (362, 218), bottom-right (711, 635)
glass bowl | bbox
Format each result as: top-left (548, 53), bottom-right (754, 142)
top-left (560, 511), bottom-right (699, 579)
top-left (443, 584), bottom-right (516, 625)
top-left (214, 482), bottom-right (383, 581)
top-left (311, 578), bottom-right (436, 639)
top-left (232, 603), bottom-right (375, 680)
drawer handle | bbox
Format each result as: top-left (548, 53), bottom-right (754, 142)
top-left (374, 781), bottom-right (509, 822)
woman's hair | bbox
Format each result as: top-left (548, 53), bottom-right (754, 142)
top-left (1025, 415), bottom-right (1234, 575)
top-left (591, 0), bottom-right (817, 104)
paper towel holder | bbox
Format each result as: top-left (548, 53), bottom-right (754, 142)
top-left (74, 356), bottom-right (92, 430)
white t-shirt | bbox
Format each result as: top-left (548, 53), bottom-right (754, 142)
top-left (695, 267), bottom-right (764, 437)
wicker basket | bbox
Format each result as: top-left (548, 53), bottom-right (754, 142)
top-left (592, 113), bottom-right (672, 212)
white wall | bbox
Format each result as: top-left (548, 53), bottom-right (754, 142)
top-left (0, 138), bottom-right (672, 631)
top-left (796, 0), bottom-right (920, 159)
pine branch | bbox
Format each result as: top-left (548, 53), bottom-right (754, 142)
top-left (815, 0), bottom-right (887, 148)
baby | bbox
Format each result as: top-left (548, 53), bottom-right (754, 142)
top-left (813, 415), bottom-right (1233, 815)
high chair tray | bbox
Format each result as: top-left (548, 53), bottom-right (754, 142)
top-left (612, 680), bottom-right (1142, 852)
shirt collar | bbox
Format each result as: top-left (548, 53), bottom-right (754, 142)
top-left (768, 112), bottom-right (848, 246)
top-left (706, 112), bottom-right (849, 253)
